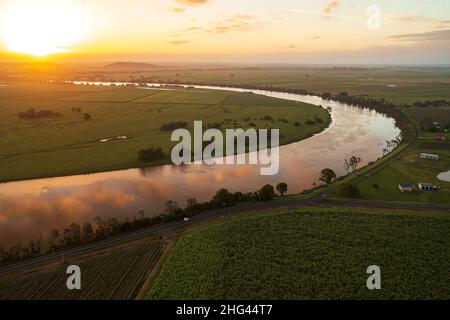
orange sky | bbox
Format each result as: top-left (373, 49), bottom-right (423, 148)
top-left (0, 0), bottom-right (449, 64)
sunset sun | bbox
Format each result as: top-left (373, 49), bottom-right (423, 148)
top-left (1, 1), bottom-right (87, 57)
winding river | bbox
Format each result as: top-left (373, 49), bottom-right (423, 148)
top-left (0, 85), bottom-right (400, 247)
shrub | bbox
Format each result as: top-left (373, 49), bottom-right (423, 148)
top-left (258, 184), bottom-right (275, 201)
top-left (138, 147), bottom-right (165, 162)
top-left (314, 116), bottom-right (324, 124)
top-left (160, 121), bottom-right (188, 131)
top-left (207, 122), bottom-right (222, 129)
top-left (338, 183), bottom-right (361, 198)
top-left (19, 109), bottom-right (62, 119)
top-left (276, 182), bottom-right (288, 196)
top-left (210, 188), bottom-right (236, 207)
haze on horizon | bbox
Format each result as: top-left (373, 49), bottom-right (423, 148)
top-left (0, 0), bottom-right (449, 65)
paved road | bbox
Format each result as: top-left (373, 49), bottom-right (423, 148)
top-left (1, 192), bottom-right (447, 275)
top-left (0, 198), bottom-right (303, 275)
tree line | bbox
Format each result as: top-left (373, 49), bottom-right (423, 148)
top-left (409, 100), bottom-right (450, 108)
top-left (148, 81), bottom-right (416, 143)
top-left (0, 183), bottom-right (288, 266)
top-left (19, 108), bottom-right (62, 119)
top-left (160, 121), bottom-right (188, 131)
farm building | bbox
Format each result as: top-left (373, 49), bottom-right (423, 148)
top-left (420, 153), bottom-right (439, 160)
top-left (398, 184), bottom-right (414, 192)
top-left (418, 183), bottom-right (440, 191)
top-left (435, 133), bottom-right (446, 141)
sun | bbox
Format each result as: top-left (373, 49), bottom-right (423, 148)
top-left (1, 1), bottom-right (87, 57)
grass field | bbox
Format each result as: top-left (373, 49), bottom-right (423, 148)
top-left (348, 104), bottom-right (450, 205)
top-left (346, 146), bottom-right (450, 204)
top-left (162, 67), bottom-right (450, 104)
top-left (60, 65), bottom-right (450, 105)
top-left (0, 82), bottom-right (329, 182)
top-left (354, 146), bottom-right (450, 204)
top-left (146, 207), bottom-right (450, 300)
top-left (0, 239), bottom-right (164, 300)
top-left (404, 107), bottom-right (450, 125)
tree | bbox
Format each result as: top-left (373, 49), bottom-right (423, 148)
top-left (160, 121), bottom-right (188, 131)
top-left (83, 113), bottom-right (92, 120)
top-left (258, 184), bottom-right (275, 201)
top-left (185, 198), bottom-right (203, 215)
top-left (276, 182), bottom-right (288, 196)
top-left (344, 159), bottom-right (351, 174)
top-left (210, 188), bottom-right (236, 207)
top-left (138, 147), bottom-right (165, 162)
top-left (349, 156), bottom-right (361, 172)
top-left (137, 210), bottom-right (145, 219)
top-left (95, 216), bottom-right (108, 240)
top-left (344, 156), bottom-right (362, 173)
top-left (63, 228), bottom-right (73, 246)
top-left (27, 241), bottom-right (39, 255)
top-left (10, 243), bottom-right (22, 261)
top-left (319, 168), bottom-right (337, 184)
top-left (338, 183), bottom-right (361, 198)
top-left (49, 229), bottom-right (61, 251)
top-left (0, 246), bottom-right (5, 263)
top-left (69, 223), bottom-right (81, 245)
top-left (163, 200), bottom-right (180, 215)
top-left (81, 222), bottom-right (95, 243)
top-left (419, 118), bottom-right (435, 132)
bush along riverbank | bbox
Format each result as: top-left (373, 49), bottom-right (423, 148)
top-left (0, 183), bottom-right (285, 266)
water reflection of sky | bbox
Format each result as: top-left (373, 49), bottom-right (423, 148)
top-left (0, 89), bottom-right (400, 247)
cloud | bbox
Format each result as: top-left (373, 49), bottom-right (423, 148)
top-left (308, 35), bottom-right (322, 40)
top-left (167, 40), bottom-right (190, 46)
top-left (389, 14), bottom-right (450, 29)
top-left (170, 14), bottom-right (261, 37)
top-left (387, 29), bottom-right (450, 42)
top-left (208, 14), bottom-right (262, 34)
top-left (390, 15), bottom-right (441, 24)
top-left (168, 7), bottom-right (186, 13)
top-left (169, 26), bottom-right (203, 37)
top-left (175, 0), bottom-right (208, 5)
top-left (322, 0), bottom-right (340, 14)
top-left (282, 8), bottom-right (362, 22)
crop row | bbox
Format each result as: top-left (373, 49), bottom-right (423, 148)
top-left (0, 240), bottom-right (163, 300)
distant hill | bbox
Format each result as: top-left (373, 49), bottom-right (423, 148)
top-left (103, 62), bottom-right (159, 69)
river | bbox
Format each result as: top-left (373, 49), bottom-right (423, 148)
top-left (0, 84), bottom-right (400, 247)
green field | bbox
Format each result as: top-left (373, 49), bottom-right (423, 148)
top-left (354, 145), bottom-right (450, 204)
top-left (58, 65), bottom-right (450, 105)
top-left (164, 67), bottom-right (450, 104)
top-left (146, 208), bottom-right (450, 300)
top-left (0, 239), bottom-right (163, 300)
top-left (348, 104), bottom-right (450, 205)
top-left (404, 107), bottom-right (450, 125)
top-left (0, 82), bottom-right (329, 182)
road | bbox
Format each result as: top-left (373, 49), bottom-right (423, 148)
top-left (1, 192), bottom-right (447, 275)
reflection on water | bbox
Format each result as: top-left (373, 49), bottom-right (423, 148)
top-left (0, 87), bottom-right (400, 247)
